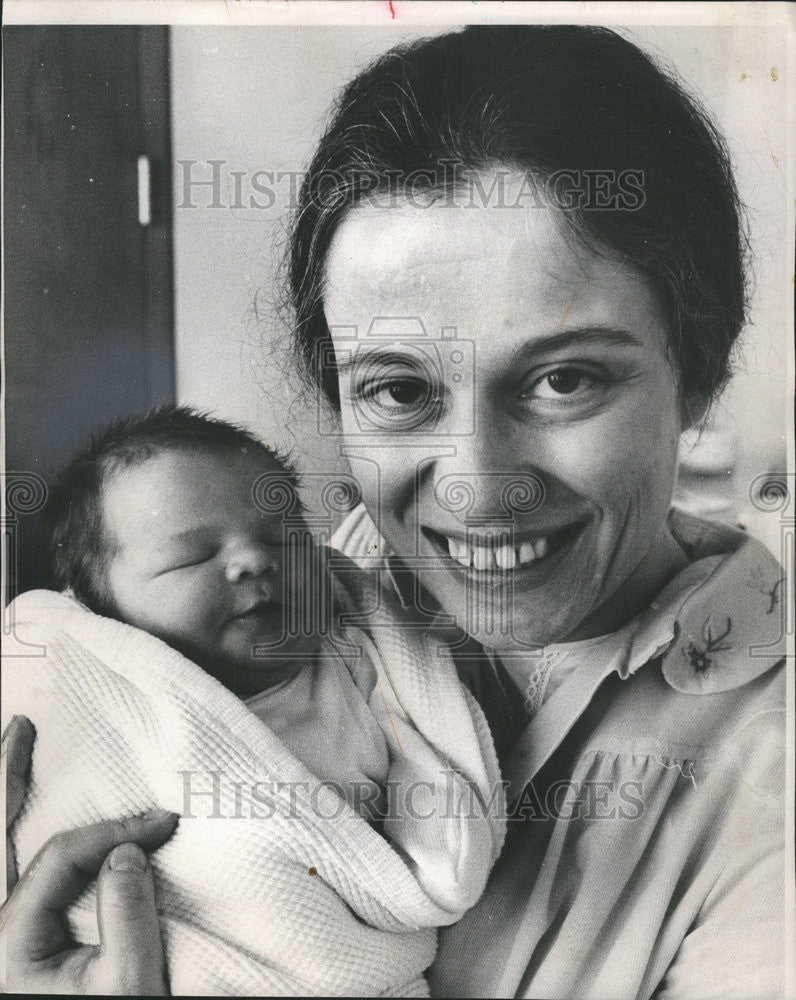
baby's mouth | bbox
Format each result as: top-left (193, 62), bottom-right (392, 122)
top-left (422, 523), bottom-right (585, 572)
top-left (232, 599), bottom-right (282, 624)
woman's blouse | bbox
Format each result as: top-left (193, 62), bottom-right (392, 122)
top-left (332, 506), bottom-right (788, 999)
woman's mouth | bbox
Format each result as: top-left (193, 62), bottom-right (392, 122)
top-left (422, 523), bottom-right (585, 574)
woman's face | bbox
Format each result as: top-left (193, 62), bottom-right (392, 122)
top-left (323, 173), bottom-right (690, 649)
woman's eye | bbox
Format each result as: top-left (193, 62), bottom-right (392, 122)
top-left (369, 378), bottom-right (427, 408)
top-left (543, 370), bottom-right (587, 395)
top-left (524, 367), bottom-right (599, 401)
top-left (355, 376), bottom-right (441, 428)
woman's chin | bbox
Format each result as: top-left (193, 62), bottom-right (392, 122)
top-left (421, 576), bottom-right (586, 651)
top-left (459, 608), bottom-right (585, 653)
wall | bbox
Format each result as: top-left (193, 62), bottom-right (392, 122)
top-left (170, 24), bottom-right (790, 548)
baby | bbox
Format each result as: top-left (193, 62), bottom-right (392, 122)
top-left (3, 406), bottom-right (504, 997)
top-left (47, 405), bottom-right (394, 809)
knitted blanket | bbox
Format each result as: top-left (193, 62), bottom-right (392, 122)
top-left (3, 577), bottom-right (505, 996)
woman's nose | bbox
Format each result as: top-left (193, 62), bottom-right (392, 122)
top-left (224, 540), bottom-right (280, 583)
top-left (430, 412), bottom-right (545, 523)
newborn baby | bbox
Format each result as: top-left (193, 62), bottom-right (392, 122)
top-left (49, 406), bottom-right (393, 815)
top-left (3, 406), bottom-right (504, 997)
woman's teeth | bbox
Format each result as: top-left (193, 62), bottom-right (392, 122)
top-left (445, 535), bottom-right (550, 570)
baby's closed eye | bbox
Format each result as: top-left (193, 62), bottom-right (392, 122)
top-left (155, 548), bottom-right (219, 575)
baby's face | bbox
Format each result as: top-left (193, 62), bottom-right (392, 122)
top-left (103, 448), bottom-right (321, 696)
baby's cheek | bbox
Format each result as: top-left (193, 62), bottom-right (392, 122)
top-left (146, 579), bottom-right (209, 633)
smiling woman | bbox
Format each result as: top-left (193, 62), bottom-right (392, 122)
top-left (287, 23), bottom-right (788, 998)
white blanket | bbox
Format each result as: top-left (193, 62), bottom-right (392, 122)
top-left (3, 572), bottom-right (505, 996)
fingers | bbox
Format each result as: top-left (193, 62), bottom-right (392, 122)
top-left (2, 715), bottom-right (35, 894)
top-left (1, 810), bottom-right (178, 963)
top-left (2, 716), bottom-right (35, 829)
top-left (96, 844), bottom-right (169, 995)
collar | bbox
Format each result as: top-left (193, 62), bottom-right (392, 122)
top-left (657, 509), bottom-right (786, 693)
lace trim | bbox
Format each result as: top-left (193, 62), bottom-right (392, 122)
top-left (522, 650), bottom-right (572, 717)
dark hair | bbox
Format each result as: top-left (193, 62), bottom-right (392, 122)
top-left (47, 404), bottom-right (296, 613)
top-left (288, 25), bottom-right (747, 409)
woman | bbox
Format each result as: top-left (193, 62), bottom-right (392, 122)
top-left (2, 25), bottom-right (787, 998)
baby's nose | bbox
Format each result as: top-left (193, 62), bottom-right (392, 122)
top-left (224, 541), bottom-right (280, 583)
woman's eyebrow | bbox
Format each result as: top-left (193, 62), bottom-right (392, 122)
top-left (509, 326), bottom-right (645, 362)
top-left (335, 348), bottom-right (427, 374)
top-left (333, 327), bottom-right (644, 378)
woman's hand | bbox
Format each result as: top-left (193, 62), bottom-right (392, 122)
top-left (2, 715), bottom-right (178, 995)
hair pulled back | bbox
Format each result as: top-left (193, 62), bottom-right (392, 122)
top-left (288, 25), bottom-right (747, 409)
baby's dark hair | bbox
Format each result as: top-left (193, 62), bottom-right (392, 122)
top-left (47, 404), bottom-right (298, 614)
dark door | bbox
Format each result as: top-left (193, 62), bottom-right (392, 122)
top-left (4, 26), bottom-right (174, 598)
